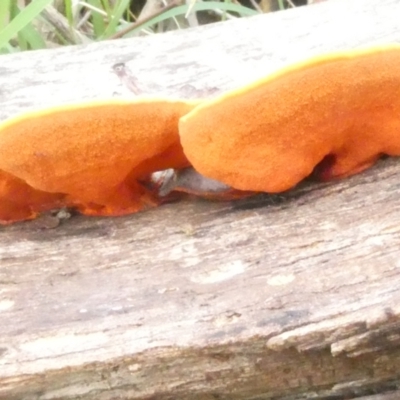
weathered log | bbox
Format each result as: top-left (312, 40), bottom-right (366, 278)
top-left (359, 393), bottom-right (400, 400)
top-left (1, 0), bottom-right (400, 399)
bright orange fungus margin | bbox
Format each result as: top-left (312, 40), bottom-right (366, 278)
top-left (0, 98), bottom-right (198, 224)
top-left (179, 44), bottom-right (400, 193)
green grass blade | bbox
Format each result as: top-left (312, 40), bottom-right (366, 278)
top-left (0, 0), bottom-right (11, 30)
top-left (64, 0), bottom-right (74, 27)
top-left (88, 0), bottom-right (107, 36)
top-left (9, 0), bottom-right (46, 50)
top-left (0, 0), bottom-right (53, 50)
top-left (0, 42), bottom-right (16, 54)
top-left (19, 21), bottom-right (47, 50)
top-left (102, 0), bottom-right (131, 38)
top-left (119, 1), bottom-right (258, 37)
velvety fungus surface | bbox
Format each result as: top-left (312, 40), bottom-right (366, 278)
top-left (0, 98), bottom-right (197, 218)
top-left (0, 170), bottom-right (65, 224)
top-left (179, 44), bottom-right (400, 193)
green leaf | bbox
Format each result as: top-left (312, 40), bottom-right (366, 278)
top-left (0, 0), bottom-right (11, 30)
top-left (0, 0), bottom-right (53, 51)
top-left (64, 0), bottom-right (74, 28)
top-left (102, 0), bottom-right (131, 38)
top-left (88, 0), bottom-right (107, 37)
top-left (18, 20), bottom-right (47, 50)
top-left (118, 1), bottom-right (258, 37)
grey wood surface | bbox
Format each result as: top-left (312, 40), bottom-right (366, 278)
top-left (357, 392), bottom-right (400, 400)
top-left (1, 0), bottom-right (400, 399)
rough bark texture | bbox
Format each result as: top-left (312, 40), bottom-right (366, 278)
top-left (1, 0), bottom-right (400, 399)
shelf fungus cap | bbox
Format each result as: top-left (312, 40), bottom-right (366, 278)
top-left (0, 98), bottom-right (198, 217)
top-left (0, 170), bottom-right (65, 224)
top-left (179, 44), bottom-right (400, 193)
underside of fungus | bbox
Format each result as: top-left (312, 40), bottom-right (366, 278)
top-left (0, 98), bottom-right (198, 222)
top-left (152, 167), bottom-right (253, 200)
top-left (179, 44), bottom-right (400, 193)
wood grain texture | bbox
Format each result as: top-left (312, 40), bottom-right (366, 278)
top-left (1, 0), bottom-right (400, 399)
top-left (357, 391), bottom-right (400, 400)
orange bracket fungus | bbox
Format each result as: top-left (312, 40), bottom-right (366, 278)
top-left (0, 98), bottom-right (198, 223)
top-left (179, 44), bottom-right (400, 193)
top-left (2, 44), bottom-right (400, 225)
top-left (0, 170), bottom-right (65, 225)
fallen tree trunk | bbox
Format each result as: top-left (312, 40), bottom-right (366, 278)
top-left (1, 0), bottom-right (400, 399)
